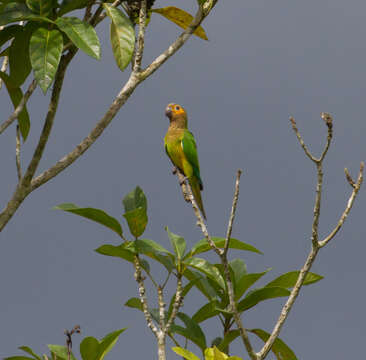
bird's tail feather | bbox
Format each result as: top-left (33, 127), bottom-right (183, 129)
top-left (189, 177), bottom-right (206, 220)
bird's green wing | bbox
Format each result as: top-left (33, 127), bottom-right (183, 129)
top-left (182, 130), bottom-right (203, 189)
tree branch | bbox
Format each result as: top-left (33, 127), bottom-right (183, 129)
top-left (0, 50), bottom-right (76, 232)
top-left (30, 4), bottom-right (216, 192)
top-left (133, 255), bottom-right (159, 337)
top-left (223, 170), bottom-right (242, 255)
top-left (186, 171), bottom-right (257, 360)
top-left (163, 275), bottom-right (183, 334)
top-left (319, 162), bottom-right (364, 248)
top-left (257, 114), bottom-right (362, 359)
top-left (133, 0), bottom-right (147, 73)
top-left (15, 125), bottom-right (22, 181)
top-left (0, 79), bottom-right (37, 135)
top-left (257, 245), bottom-right (319, 359)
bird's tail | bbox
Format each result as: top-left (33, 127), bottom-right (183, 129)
top-left (189, 177), bottom-right (207, 220)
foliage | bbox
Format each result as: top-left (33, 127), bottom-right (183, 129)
top-left (5, 329), bottom-right (126, 360)
top-left (52, 186), bottom-right (323, 359)
top-left (0, 0), bottom-right (207, 140)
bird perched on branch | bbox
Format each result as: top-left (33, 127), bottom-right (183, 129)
top-left (164, 103), bottom-right (206, 219)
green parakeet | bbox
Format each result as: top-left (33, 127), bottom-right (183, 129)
top-left (164, 103), bottom-right (206, 219)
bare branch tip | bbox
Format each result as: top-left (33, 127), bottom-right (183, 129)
top-left (360, 161), bottom-right (365, 172)
top-left (344, 168), bottom-right (355, 188)
top-left (321, 112), bottom-right (333, 130)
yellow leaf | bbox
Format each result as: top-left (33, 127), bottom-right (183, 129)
top-left (152, 6), bottom-right (208, 40)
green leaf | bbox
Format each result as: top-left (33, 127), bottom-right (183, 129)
top-left (166, 227), bottom-right (186, 260)
top-left (103, 3), bottom-right (135, 72)
top-left (171, 313), bottom-right (207, 350)
top-left (130, 238), bottom-right (171, 255)
top-left (122, 187), bottom-right (148, 238)
top-left (48, 345), bottom-right (77, 360)
top-left (96, 328), bottom-right (126, 360)
top-left (237, 287), bottom-right (290, 312)
top-left (152, 253), bottom-right (175, 272)
top-left (122, 186), bottom-right (147, 212)
top-left (55, 17), bottom-right (100, 59)
top-left (123, 207), bottom-right (148, 238)
top-left (0, 71), bottom-right (30, 140)
top-left (229, 258), bottom-right (247, 283)
top-left (95, 244), bottom-right (134, 262)
top-left (205, 347), bottom-right (232, 360)
top-left (187, 237), bottom-right (262, 259)
top-left (183, 268), bottom-right (218, 300)
top-left (80, 337), bottom-right (99, 360)
top-left (9, 25), bottom-right (33, 87)
top-left (125, 238), bottom-right (175, 271)
top-left (124, 297), bottom-right (143, 311)
top-left (30, 28), bottom-right (63, 93)
top-left (18, 346), bottom-right (41, 360)
top-left (248, 328), bottom-right (298, 360)
top-left (184, 257), bottom-right (225, 289)
top-left (0, 2), bottom-right (54, 25)
top-left (192, 300), bottom-right (219, 323)
top-left (54, 203), bottom-right (123, 237)
top-left (217, 330), bottom-right (240, 352)
top-left (171, 347), bottom-right (200, 360)
top-left (58, 0), bottom-right (90, 16)
top-left (26, 0), bottom-right (56, 16)
top-left (80, 329), bottom-right (126, 360)
top-left (0, 24), bottom-right (22, 47)
top-left (167, 278), bottom-right (198, 319)
top-left (235, 270), bottom-right (270, 301)
top-left (265, 271), bottom-right (323, 289)
top-left (152, 7), bottom-right (208, 40)
top-left (4, 357), bottom-right (35, 360)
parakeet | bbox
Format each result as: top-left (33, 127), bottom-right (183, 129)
top-left (164, 103), bottom-right (206, 219)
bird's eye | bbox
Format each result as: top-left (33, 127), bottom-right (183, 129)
top-left (175, 106), bottom-right (180, 111)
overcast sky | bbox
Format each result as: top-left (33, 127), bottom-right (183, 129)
top-left (1, 0), bottom-right (366, 359)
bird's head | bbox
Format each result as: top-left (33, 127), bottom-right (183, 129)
top-left (165, 103), bottom-right (186, 119)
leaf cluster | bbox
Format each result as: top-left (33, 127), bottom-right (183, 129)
top-left (0, 1), bottom-right (207, 140)
top-left (53, 186), bottom-right (323, 359)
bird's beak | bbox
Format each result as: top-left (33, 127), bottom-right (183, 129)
top-left (165, 106), bottom-right (172, 119)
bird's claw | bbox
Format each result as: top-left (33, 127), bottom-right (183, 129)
top-left (179, 176), bottom-right (188, 186)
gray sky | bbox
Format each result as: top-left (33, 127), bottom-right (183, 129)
top-left (1, 0), bottom-right (366, 359)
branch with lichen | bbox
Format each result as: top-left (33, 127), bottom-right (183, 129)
top-left (256, 114), bottom-right (363, 360)
top-left (0, 1), bottom-right (219, 235)
top-left (184, 171), bottom-right (257, 360)
top-left (184, 113), bottom-right (362, 360)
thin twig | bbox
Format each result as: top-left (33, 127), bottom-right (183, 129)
top-left (0, 55), bottom-right (9, 89)
top-left (133, 0), bottom-right (147, 72)
top-left (83, 0), bottom-right (95, 22)
top-left (223, 170), bottom-right (242, 255)
top-left (289, 116), bottom-right (317, 162)
top-left (319, 162), bottom-right (364, 248)
top-left (257, 246), bottom-right (319, 359)
top-left (158, 286), bottom-right (166, 330)
top-left (185, 182), bottom-right (222, 256)
top-left (176, 169), bottom-right (190, 202)
top-left (0, 79), bottom-right (37, 135)
top-left (134, 255), bottom-right (159, 337)
top-left (319, 112), bottom-right (333, 162)
top-left (163, 275), bottom-right (183, 333)
top-left (15, 125), bottom-right (22, 181)
top-left (0, 50), bottom-right (76, 232)
top-left (186, 170), bottom-right (257, 359)
top-left (257, 115), bottom-right (363, 359)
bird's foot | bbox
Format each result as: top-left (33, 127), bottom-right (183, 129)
top-left (172, 166), bottom-right (178, 175)
top-left (179, 176), bottom-right (188, 186)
